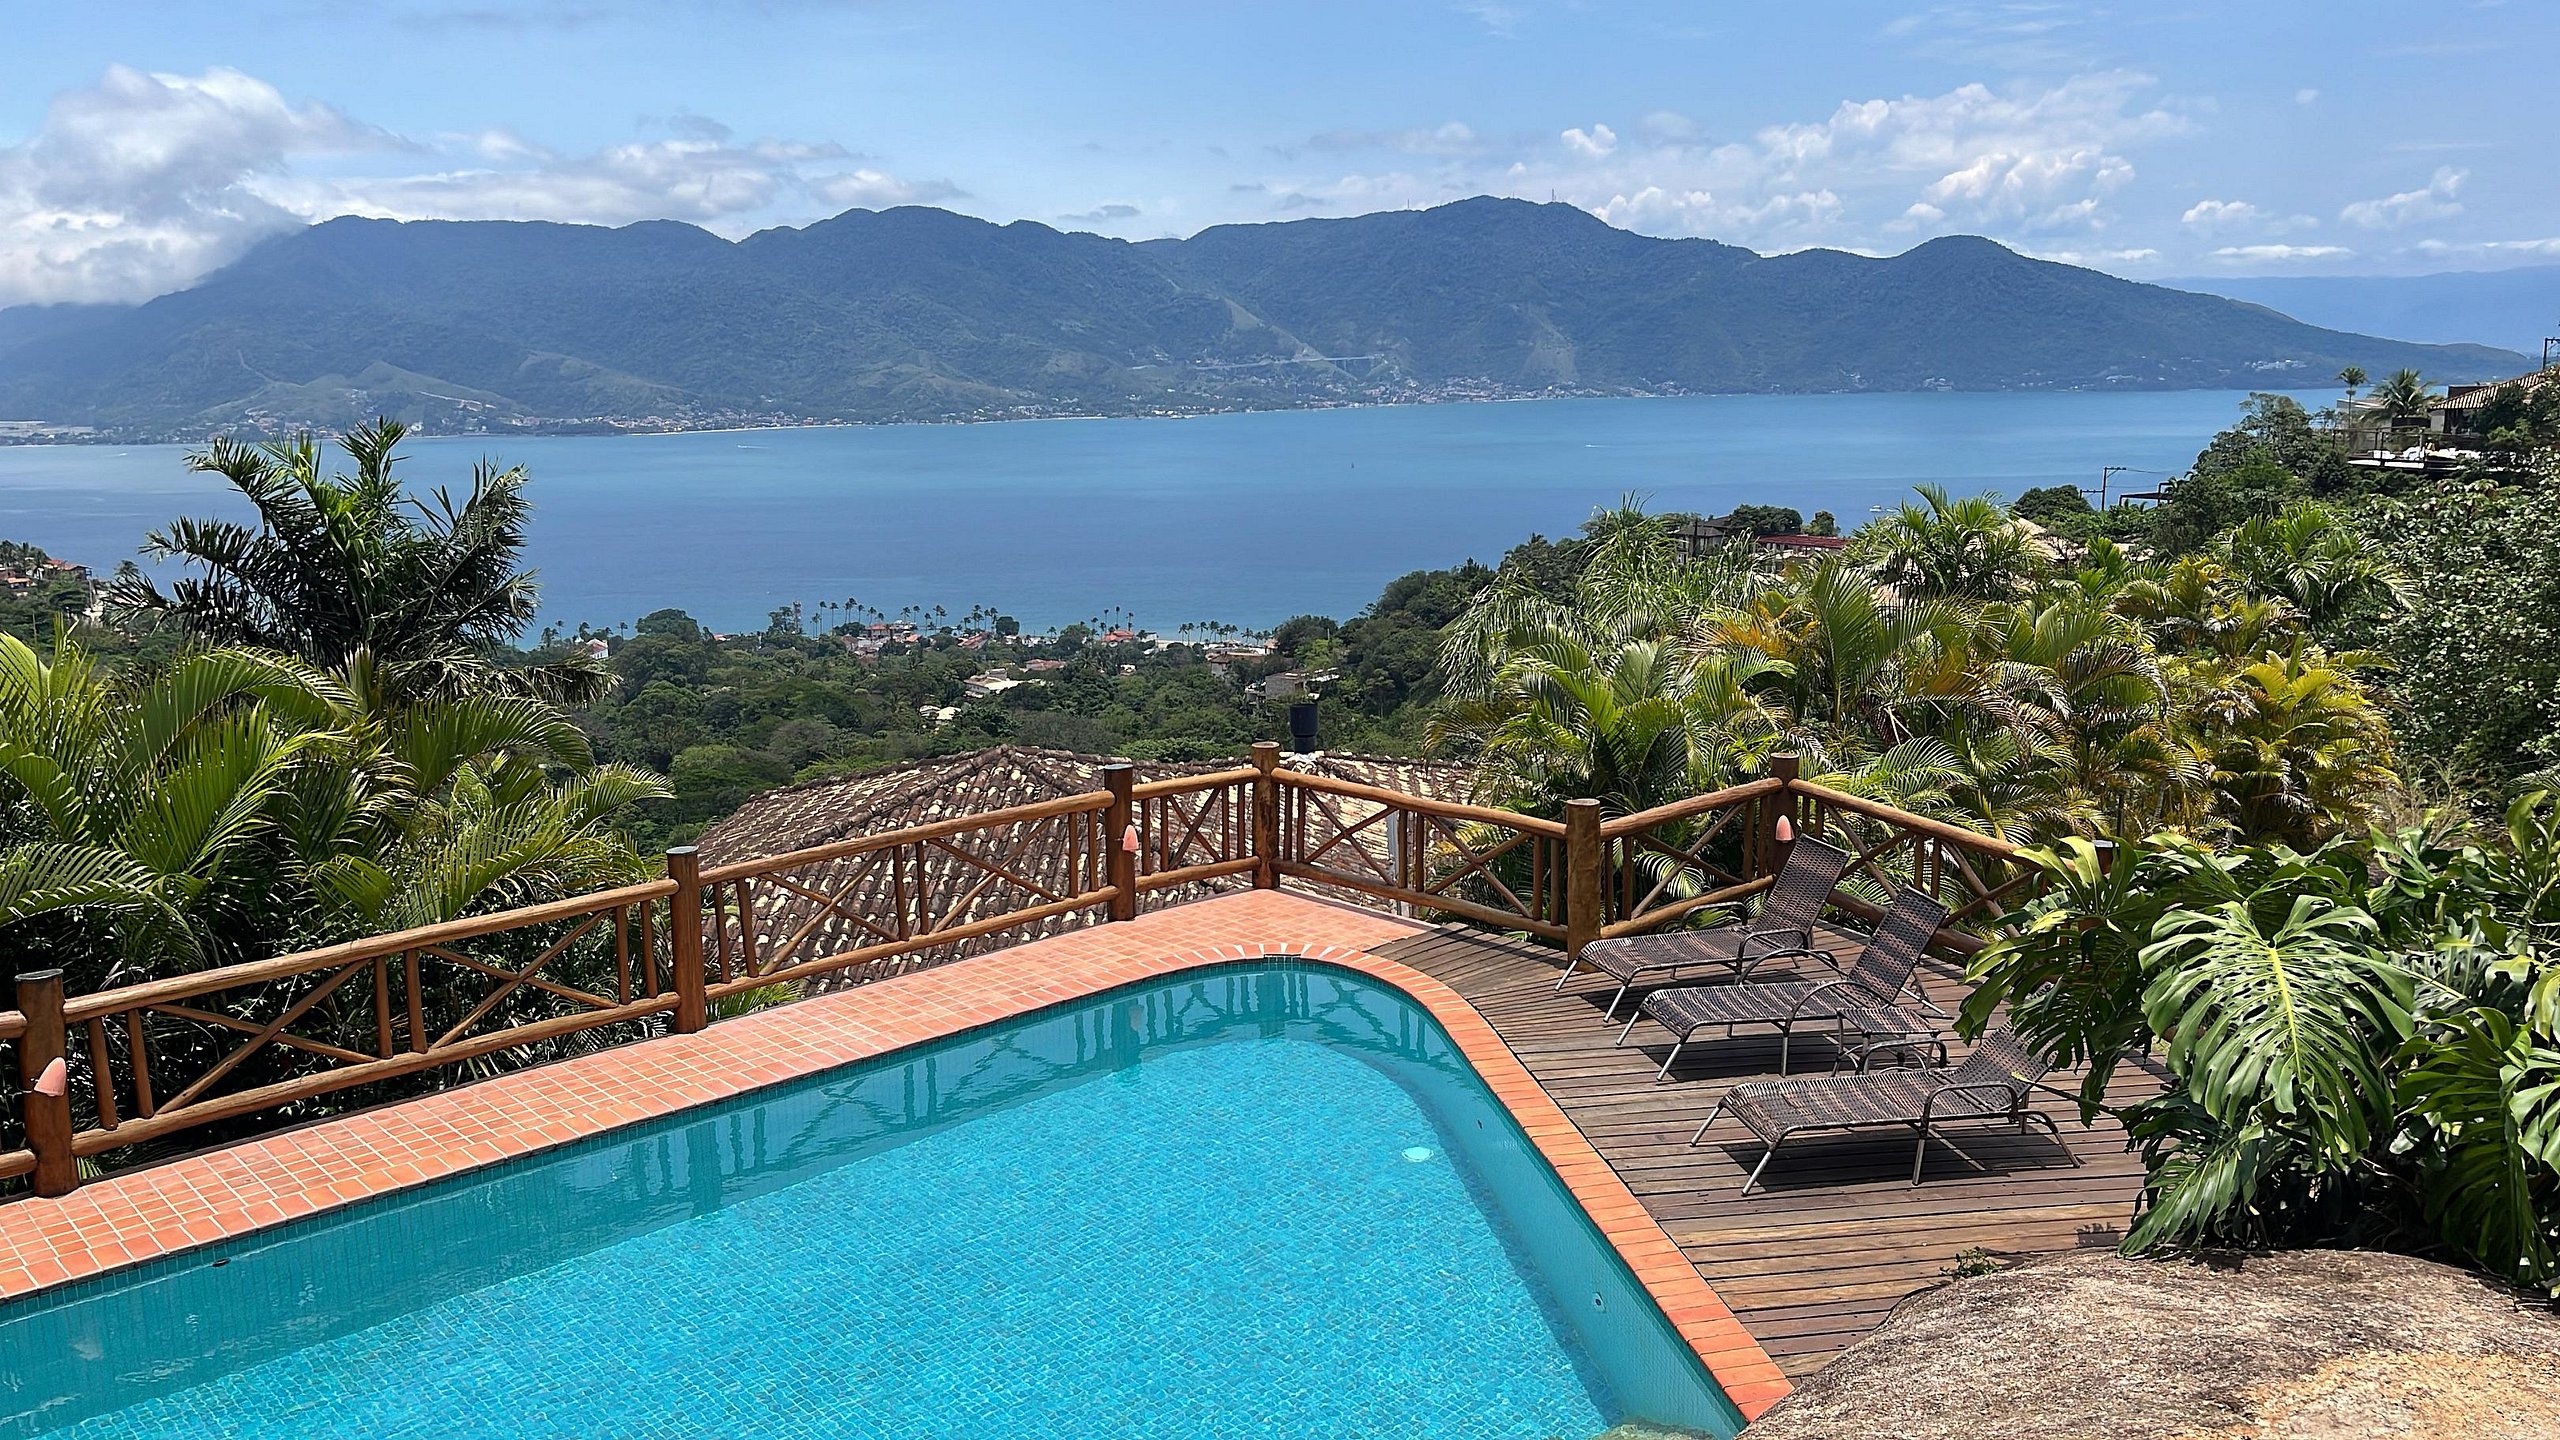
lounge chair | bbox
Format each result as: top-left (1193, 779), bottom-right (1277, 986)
top-left (1557, 835), bottom-right (1853, 1021)
top-left (1616, 887), bottom-right (1950, 1078)
top-left (1693, 1029), bottom-right (2072, 1193)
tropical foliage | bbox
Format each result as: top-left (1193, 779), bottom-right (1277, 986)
top-left (1425, 391), bottom-right (2560, 1297)
top-left (3, 425), bottom-right (665, 998)
top-left (1431, 490), bottom-right (2394, 849)
top-left (110, 420), bottom-right (607, 706)
top-left (0, 632), bottom-right (665, 995)
top-left (1970, 801), bottom-right (2560, 1292)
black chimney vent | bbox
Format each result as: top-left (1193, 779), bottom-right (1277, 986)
top-left (1287, 699), bottom-right (1319, 754)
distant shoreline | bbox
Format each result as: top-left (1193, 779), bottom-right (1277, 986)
top-left (0, 381), bottom-right (2340, 450)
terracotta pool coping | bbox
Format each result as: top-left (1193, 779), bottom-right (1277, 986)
top-left (0, 890), bottom-right (1791, 1420)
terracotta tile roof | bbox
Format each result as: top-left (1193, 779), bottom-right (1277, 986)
top-left (2439, 369), bottom-right (2553, 410)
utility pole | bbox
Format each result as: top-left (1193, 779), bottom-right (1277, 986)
top-left (2085, 465), bottom-right (2129, 509)
top-left (2544, 334), bottom-right (2558, 372)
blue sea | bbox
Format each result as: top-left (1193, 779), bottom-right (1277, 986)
top-left (0, 390), bottom-right (2276, 632)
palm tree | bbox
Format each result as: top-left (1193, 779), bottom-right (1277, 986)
top-left (2369, 368), bottom-right (2438, 439)
top-left (1862, 484), bottom-right (2037, 601)
top-left (1429, 636), bottom-right (1781, 816)
top-left (1940, 595), bottom-right (2195, 839)
top-left (1435, 507), bottom-right (1786, 814)
top-left (1711, 558), bottom-right (1958, 744)
top-left (2337, 365), bottom-right (2367, 406)
top-left (2193, 647), bottom-right (2399, 846)
top-left (111, 420), bottom-right (607, 706)
top-left (0, 635), bottom-right (335, 986)
top-left (2210, 503), bottom-right (2405, 637)
top-left (0, 631), bottom-right (666, 991)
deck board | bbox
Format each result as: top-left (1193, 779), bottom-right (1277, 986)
top-left (1369, 922), bottom-right (2153, 1379)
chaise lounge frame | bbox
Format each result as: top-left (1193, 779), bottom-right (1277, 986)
top-left (1616, 887), bottom-right (1951, 1078)
top-left (1695, 1030), bottom-right (2074, 1193)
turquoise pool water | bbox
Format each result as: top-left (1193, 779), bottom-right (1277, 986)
top-left (0, 965), bottom-right (1742, 1439)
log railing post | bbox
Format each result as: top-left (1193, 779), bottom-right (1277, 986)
top-left (1564, 798), bottom-right (1603, 963)
top-left (1765, 752), bottom-right (1802, 879)
top-left (16, 970), bottom-right (76, 1198)
top-left (1104, 764), bottom-right (1137, 921)
top-left (667, 847), bottom-right (707, 1034)
top-left (1250, 742), bottom-right (1280, 890)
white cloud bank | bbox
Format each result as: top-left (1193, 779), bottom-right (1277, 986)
top-left (1560, 124), bottom-right (1618, 159)
top-left (0, 66), bottom-right (375, 308)
top-left (1252, 71), bottom-right (2193, 254)
top-left (0, 67), bottom-right (960, 308)
top-left (2340, 167), bottom-right (2466, 229)
top-left (2210, 243), bottom-right (2354, 264)
top-left (2179, 198), bottom-right (2318, 233)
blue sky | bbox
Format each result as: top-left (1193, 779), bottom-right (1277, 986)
top-left (3, 1), bottom-right (2553, 308)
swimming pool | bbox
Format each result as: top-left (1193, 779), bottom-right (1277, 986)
top-left (0, 963), bottom-right (1744, 1439)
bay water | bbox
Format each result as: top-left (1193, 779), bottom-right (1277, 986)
top-left (0, 390), bottom-right (2277, 633)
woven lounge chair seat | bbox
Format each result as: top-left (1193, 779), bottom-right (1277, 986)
top-left (1643, 982), bottom-right (1935, 1067)
top-left (1618, 887), bottom-right (1951, 1078)
top-left (1558, 836), bottom-right (1852, 1020)
top-left (1583, 928), bottom-right (1765, 984)
top-left (1697, 1030), bottom-right (2074, 1193)
top-left (1723, 1070), bottom-right (1942, 1135)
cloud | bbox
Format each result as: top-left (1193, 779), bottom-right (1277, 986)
top-left (2414, 235), bottom-right (2560, 260)
top-left (1256, 71), bottom-right (2192, 252)
top-left (810, 168), bottom-right (967, 209)
top-left (1561, 124), bottom-right (1618, 159)
top-left (2295, 88), bottom-right (2321, 105)
top-left (1740, 71), bottom-right (2186, 233)
top-left (1920, 145), bottom-right (2133, 226)
top-left (2180, 198), bottom-right (2318, 233)
top-left (0, 65), bottom-right (964, 307)
top-left (2024, 245), bottom-right (2163, 267)
top-left (272, 138), bottom-right (962, 226)
top-left (0, 65), bottom-right (380, 307)
top-left (1058, 203), bottom-right (1141, 224)
top-left (2210, 243), bottom-right (2353, 263)
top-left (1593, 185), bottom-right (1843, 234)
top-left (2340, 167), bottom-right (2466, 229)
top-left (2181, 198), bottom-right (2260, 228)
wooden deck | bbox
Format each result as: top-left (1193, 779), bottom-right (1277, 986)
top-left (1371, 922), bottom-right (2156, 1379)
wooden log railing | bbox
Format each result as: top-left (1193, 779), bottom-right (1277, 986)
top-left (6, 747), bottom-right (2023, 1198)
top-left (1780, 779), bottom-right (2030, 953)
top-left (1272, 767), bottom-right (1572, 942)
top-left (1131, 765), bottom-right (1264, 895)
top-left (695, 790), bottom-right (1118, 1001)
top-left (0, 999), bottom-right (38, 1190)
top-left (45, 883), bottom-right (677, 1193)
top-left (1597, 778), bottom-right (1788, 940)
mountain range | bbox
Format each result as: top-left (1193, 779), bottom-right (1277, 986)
top-left (2164, 266), bottom-right (2560, 358)
top-left (0, 198), bottom-right (2530, 438)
